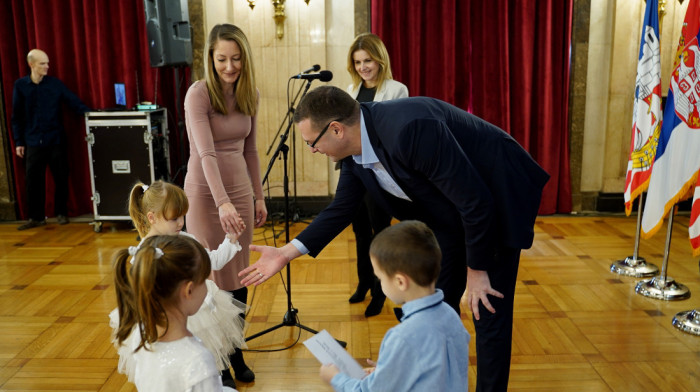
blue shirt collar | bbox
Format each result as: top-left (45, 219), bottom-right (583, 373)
top-left (352, 111), bottom-right (379, 166)
top-left (401, 289), bottom-right (445, 322)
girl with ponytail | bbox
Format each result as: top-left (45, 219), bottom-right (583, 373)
top-left (112, 235), bottom-right (236, 391)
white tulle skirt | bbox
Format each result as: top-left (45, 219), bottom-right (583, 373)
top-left (109, 279), bottom-right (247, 381)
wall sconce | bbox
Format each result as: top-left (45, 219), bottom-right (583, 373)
top-left (659, 0), bottom-right (669, 18)
top-left (656, 0), bottom-right (685, 32)
top-left (273, 0), bottom-right (286, 39)
top-left (657, 0), bottom-right (685, 17)
top-left (246, 0), bottom-right (310, 39)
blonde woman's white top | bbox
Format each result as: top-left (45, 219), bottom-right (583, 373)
top-left (347, 78), bottom-right (409, 102)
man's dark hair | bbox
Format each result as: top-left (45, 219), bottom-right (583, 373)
top-left (369, 221), bottom-right (441, 287)
top-left (293, 86), bottom-right (360, 130)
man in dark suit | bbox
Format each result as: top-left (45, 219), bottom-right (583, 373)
top-left (240, 86), bottom-right (549, 392)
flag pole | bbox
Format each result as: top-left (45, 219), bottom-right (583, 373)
top-left (611, 192), bottom-right (659, 276)
top-left (635, 205), bottom-right (690, 300)
top-left (618, 0), bottom-right (662, 276)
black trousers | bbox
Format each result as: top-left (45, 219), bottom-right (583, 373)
top-left (25, 144), bottom-right (69, 221)
top-left (473, 246), bottom-right (521, 392)
top-left (430, 220), bottom-right (520, 392)
top-left (351, 193), bottom-right (392, 288)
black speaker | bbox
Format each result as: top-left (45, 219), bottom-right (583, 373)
top-left (144, 0), bottom-right (193, 67)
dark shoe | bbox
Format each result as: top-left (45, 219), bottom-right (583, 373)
top-left (57, 215), bottom-right (69, 225)
top-left (349, 283), bottom-right (371, 303)
top-left (17, 219), bottom-right (46, 231)
top-left (364, 291), bottom-right (386, 317)
top-left (222, 378), bottom-right (237, 389)
top-left (235, 367), bottom-right (255, 383)
top-left (231, 349), bottom-right (255, 382)
top-left (221, 367), bottom-right (236, 386)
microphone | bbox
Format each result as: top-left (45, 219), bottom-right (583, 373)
top-left (291, 70), bottom-right (333, 82)
top-left (301, 64), bottom-right (321, 74)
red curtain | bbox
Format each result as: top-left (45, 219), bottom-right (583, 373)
top-left (1, 0), bottom-right (189, 220)
top-left (372, 0), bottom-right (572, 214)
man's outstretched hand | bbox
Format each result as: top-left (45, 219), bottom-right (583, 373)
top-left (238, 243), bottom-right (301, 286)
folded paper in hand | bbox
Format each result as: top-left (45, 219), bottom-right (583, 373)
top-left (303, 329), bottom-right (366, 379)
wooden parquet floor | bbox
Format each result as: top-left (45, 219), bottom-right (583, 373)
top-left (0, 215), bottom-right (699, 391)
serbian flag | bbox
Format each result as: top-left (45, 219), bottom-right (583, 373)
top-left (642, 0), bottom-right (700, 256)
top-left (624, 0), bottom-right (662, 216)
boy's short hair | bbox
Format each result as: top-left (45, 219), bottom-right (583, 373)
top-left (369, 220), bottom-right (441, 287)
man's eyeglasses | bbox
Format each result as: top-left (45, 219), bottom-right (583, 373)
top-left (308, 118), bottom-right (342, 148)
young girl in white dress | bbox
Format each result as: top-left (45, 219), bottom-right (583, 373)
top-left (112, 235), bottom-right (237, 391)
top-left (110, 180), bottom-right (246, 387)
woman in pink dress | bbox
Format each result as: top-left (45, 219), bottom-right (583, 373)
top-left (184, 23), bottom-right (267, 389)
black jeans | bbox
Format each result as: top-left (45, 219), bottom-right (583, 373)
top-left (25, 144), bottom-right (69, 220)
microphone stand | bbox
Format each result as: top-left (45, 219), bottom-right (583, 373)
top-left (265, 79), bottom-right (307, 233)
top-left (264, 66), bottom-right (319, 155)
top-left (265, 81), bottom-right (306, 156)
top-left (247, 79), bottom-right (346, 347)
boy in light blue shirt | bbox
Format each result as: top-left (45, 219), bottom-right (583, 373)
top-left (320, 220), bottom-right (470, 391)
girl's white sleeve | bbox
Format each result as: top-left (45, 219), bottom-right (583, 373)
top-left (207, 237), bottom-right (242, 271)
top-left (180, 231), bottom-right (241, 270)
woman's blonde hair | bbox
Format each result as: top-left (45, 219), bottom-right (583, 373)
top-left (347, 33), bottom-right (394, 92)
top-left (113, 235), bottom-right (211, 351)
top-left (128, 181), bottom-right (189, 238)
top-left (204, 24), bottom-right (257, 116)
